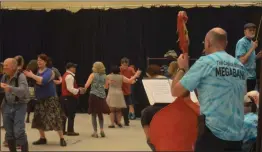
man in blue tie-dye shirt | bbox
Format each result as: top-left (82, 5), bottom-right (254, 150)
top-left (235, 23), bottom-right (262, 91)
top-left (171, 27), bottom-right (247, 152)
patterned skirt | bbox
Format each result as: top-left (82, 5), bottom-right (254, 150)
top-left (32, 96), bottom-right (65, 131)
top-left (88, 94), bottom-right (110, 114)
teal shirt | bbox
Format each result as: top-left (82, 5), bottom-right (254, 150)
top-left (235, 37), bottom-right (256, 80)
top-left (243, 113), bottom-right (258, 143)
top-left (90, 73), bottom-right (106, 98)
top-left (180, 51), bottom-right (246, 141)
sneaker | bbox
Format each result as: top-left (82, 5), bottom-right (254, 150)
top-left (130, 113), bottom-right (136, 120)
top-left (128, 113), bottom-right (132, 119)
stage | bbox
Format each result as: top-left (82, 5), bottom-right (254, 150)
top-left (0, 114), bottom-right (150, 151)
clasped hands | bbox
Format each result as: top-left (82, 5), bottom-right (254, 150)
top-left (0, 83), bottom-right (11, 92)
top-left (79, 87), bottom-right (86, 95)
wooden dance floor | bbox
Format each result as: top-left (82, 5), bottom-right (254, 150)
top-left (0, 114), bottom-right (150, 151)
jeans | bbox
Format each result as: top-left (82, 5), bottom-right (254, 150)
top-left (2, 102), bottom-right (28, 146)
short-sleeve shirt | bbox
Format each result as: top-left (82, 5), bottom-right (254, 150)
top-left (243, 113), bottom-right (258, 143)
top-left (235, 37), bottom-right (256, 80)
top-left (180, 51), bottom-right (246, 141)
top-left (120, 66), bottom-right (135, 95)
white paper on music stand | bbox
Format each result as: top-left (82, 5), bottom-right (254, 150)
top-left (168, 79), bottom-right (198, 103)
top-left (190, 92), bottom-right (198, 103)
top-left (142, 79), bottom-right (176, 105)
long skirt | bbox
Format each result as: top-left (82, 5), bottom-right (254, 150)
top-left (32, 96), bottom-right (65, 131)
top-left (88, 94), bottom-right (110, 114)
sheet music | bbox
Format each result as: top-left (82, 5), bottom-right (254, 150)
top-left (190, 92), bottom-right (198, 103)
top-left (142, 79), bottom-right (176, 105)
top-left (168, 79), bottom-right (198, 103)
top-left (142, 79), bottom-right (199, 105)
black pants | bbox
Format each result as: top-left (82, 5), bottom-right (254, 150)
top-left (194, 115), bottom-right (242, 152)
top-left (247, 79), bottom-right (256, 92)
top-left (60, 96), bottom-right (78, 133)
top-left (122, 95), bottom-right (131, 125)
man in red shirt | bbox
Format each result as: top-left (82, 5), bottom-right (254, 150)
top-left (120, 57), bottom-right (136, 126)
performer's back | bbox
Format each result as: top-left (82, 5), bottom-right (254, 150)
top-left (180, 51), bottom-right (246, 141)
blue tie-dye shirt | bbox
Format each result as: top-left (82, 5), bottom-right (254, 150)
top-left (235, 37), bottom-right (256, 80)
top-left (243, 113), bottom-right (258, 143)
top-left (180, 51), bottom-right (246, 141)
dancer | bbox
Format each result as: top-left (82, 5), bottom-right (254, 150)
top-left (120, 57), bottom-right (136, 126)
top-left (14, 55), bottom-right (25, 72)
top-left (85, 61), bottom-right (110, 138)
top-left (23, 54), bottom-right (67, 146)
top-left (1, 58), bottom-right (29, 152)
top-left (25, 60), bottom-right (38, 123)
top-left (48, 58), bottom-right (62, 96)
top-left (172, 28), bottom-right (246, 151)
top-left (3, 56), bottom-right (26, 148)
top-left (61, 62), bottom-right (84, 136)
top-left (235, 23), bottom-right (262, 91)
top-left (106, 65), bottom-right (141, 128)
top-left (129, 64), bottom-right (137, 120)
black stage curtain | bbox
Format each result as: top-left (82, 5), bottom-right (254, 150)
top-left (0, 6), bottom-right (261, 115)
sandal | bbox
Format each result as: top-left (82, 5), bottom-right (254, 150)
top-left (91, 133), bottom-right (99, 138)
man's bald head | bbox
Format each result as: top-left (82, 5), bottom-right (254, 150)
top-left (204, 27), bottom-right (228, 55)
top-left (3, 58), bottom-right (18, 76)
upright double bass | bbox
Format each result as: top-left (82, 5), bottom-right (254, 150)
top-left (149, 11), bottom-right (200, 151)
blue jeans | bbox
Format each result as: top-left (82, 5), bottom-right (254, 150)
top-left (2, 102), bottom-right (28, 145)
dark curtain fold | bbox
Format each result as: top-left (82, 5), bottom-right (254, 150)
top-left (0, 6), bottom-right (261, 114)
